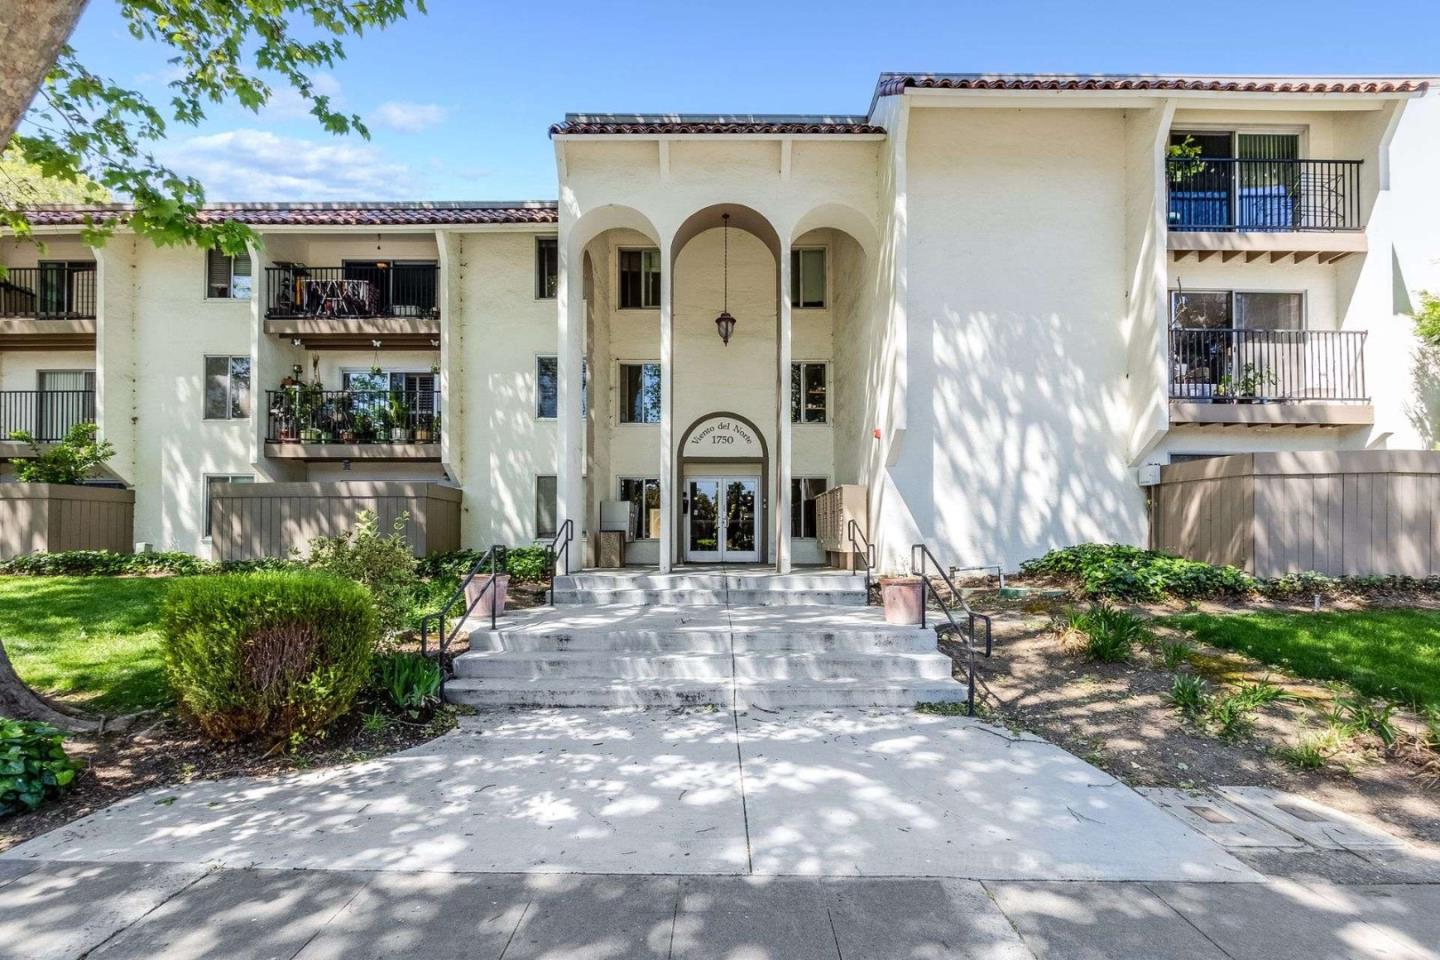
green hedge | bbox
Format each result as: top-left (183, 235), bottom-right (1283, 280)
top-left (1, 719), bottom-right (84, 818)
top-left (0, 550), bottom-right (303, 577)
top-left (162, 571), bottom-right (378, 744)
top-left (1021, 543), bottom-right (1440, 602)
top-left (415, 545), bottom-right (554, 583)
top-left (1021, 544), bottom-right (1253, 602)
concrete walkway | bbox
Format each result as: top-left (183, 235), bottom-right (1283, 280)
top-left (4, 860), bottom-right (1439, 959)
top-left (2, 709), bottom-right (1251, 882)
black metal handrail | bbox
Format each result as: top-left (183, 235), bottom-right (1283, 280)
top-left (1168, 328), bottom-right (1368, 403)
top-left (264, 264), bottom-right (439, 319)
top-left (420, 544), bottom-right (506, 698)
top-left (848, 518), bottom-right (875, 593)
top-left (546, 518), bottom-right (574, 605)
top-left (0, 389), bottom-right (96, 441)
top-left (911, 543), bottom-right (994, 716)
top-left (0, 265), bottom-right (98, 318)
top-left (1166, 157), bottom-right (1362, 232)
top-left (265, 388), bottom-right (440, 443)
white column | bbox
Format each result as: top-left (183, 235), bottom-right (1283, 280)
top-left (776, 241), bottom-right (793, 573)
top-left (658, 252), bottom-right (675, 572)
top-left (556, 241), bottom-right (585, 564)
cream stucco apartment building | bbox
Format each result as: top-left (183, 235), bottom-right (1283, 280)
top-left (3, 72), bottom-right (1439, 575)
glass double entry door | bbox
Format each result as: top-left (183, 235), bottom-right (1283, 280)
top-left (685, 477), bottom-right (760, 563)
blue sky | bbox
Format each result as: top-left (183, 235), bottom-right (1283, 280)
top-left (65, 0), bottom-right (1440, 202)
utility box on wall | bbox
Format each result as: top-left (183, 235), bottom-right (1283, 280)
top-left (815, 484), bottom-right (868, 570)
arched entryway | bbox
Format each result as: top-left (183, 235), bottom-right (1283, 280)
top-left (675, 411), bottom-right (770, 563)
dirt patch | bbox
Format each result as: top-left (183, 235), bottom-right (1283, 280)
top-left (0, 702), bottom-right (462, 855)
top-left (951, 602), bottom-right (1440, 848)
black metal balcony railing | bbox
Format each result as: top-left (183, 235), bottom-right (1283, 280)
top-left (1169, 328), bottom-right (1368, 403)
top-left (0, 265), bottom-right (98, 319)
top-left (266, 389), bottom-right (440, 444)
top-left (1167, 158), bottom-right (1363, 232)
top-left (264, 265), bottom-right (439, 319)
top-left (0, 390), bottom-right (97, 441)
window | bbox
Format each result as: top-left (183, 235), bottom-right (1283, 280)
top-left (206, 247), bottom-right (252, 300)
top-left (619, 362), bottom-right (661, 424)
top-left (535, 475), bottom-right (558, 538)
top-left (203, 356), bottom-right (251, 420)
top-left (36, 369), bottom-right (96, 439)
top-left (618, 477), bottom-right (660, 540)
top-left (37, 262), bottom-right (92, 316)
top-left (536, 237), bottom-right (558, 299)
top-left (791, 478), bottom-right (827, 539)
top-left (203, 474), bottom-right (254, 537)
top-left (790, 362), bottom-right (827, 424)
top-left (618, 248), bottom-right (661, 309)
top-left (1170, 290), bottom-right (1304, 330)
top-left (790, 248), bottom-right (826, 308)
top-left (535, 356), bottom-right (588, 419)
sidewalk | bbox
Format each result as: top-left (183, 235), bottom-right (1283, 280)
top-left (2, 858), bottom-right (1438, 959)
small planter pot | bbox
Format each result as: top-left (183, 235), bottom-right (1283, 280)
top-left (414, 428), bottom-right (433, 443)
top-left (299, 428), bottom-right (322, 444)
top-left (879, 576), bottom-right (925, 625)
top-left (465, 573), bottom-right (510, 619)
top-left (390, 427), bottom-right (411, 443)
top-left (339, 430), bottom-right (356, 444)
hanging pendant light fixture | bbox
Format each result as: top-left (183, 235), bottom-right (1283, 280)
top-left (714, 212), bottom-right (736, 347)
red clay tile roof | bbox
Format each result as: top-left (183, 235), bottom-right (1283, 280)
top-left (550, 114), bottom-right (885, 136)
top-left (874, 73), bottom-right (1430, 98)
top-left (20, 201), bottom-right (558, 228)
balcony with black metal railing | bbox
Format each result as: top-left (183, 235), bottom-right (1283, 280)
top-left (264, 388), bottom-right (441, 461)
top-left (262, 264), bottom-right (441, 348)
top-left (0, 265), bottom-right (98, 347)
top-left (1165, 158), bottom-right (1368, 264)
top-left (0, 389), bottom-right (97, 456)
top-left (1168, 327), bottom-right (1373, 426)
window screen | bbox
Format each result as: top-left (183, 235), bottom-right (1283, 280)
top-left (790, 363), bottom-right (827, 423)
top-left (536, 475), bottom-right (558, 538)
top-left (791, 478), bottom-right (827, 539)
top-left (206, 248), bottom-right (252, 299)
top-left (618, 477), bottom-right (660, 540)
top-left (790, 248), bottom-right (826, 308)
top-left (536, 237), bottom-right (558, 299)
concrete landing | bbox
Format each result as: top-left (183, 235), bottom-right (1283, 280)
top-left (2, 710), bottom-right (1256, 883)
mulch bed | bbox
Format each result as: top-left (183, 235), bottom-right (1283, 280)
top-left (946, 596), bottom-right (1440, 847)
top-left (0, 703), bottom-right (460, 854)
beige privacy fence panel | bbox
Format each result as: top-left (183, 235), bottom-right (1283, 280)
top-left (1150, 452), bottom-right (1440, 578)
top-left (0, 483), bottom-right (134, 559)
top-left (209, 482), bottom-right (463, 561)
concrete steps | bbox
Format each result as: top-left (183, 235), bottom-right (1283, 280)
top-left (444, 677), bottom-right (966, 710)
top-left (550, 572), bottom-right (869, 607)
top-left (443, 568), bottom-right (964, 710)
top-left (454, 650), bottom-right (953, 681)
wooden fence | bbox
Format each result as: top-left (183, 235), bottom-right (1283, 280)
top-left (0, 483), bottom-right (134, 559)
top-left (1150, 451), bottom-right (1440, 577)
top-left (209, 481), bottom-right (462, 561)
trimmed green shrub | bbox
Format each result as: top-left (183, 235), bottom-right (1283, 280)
top-left (1022, 544), bottom-right (1254, 601)
top-left (307, 510), bottom-right (418, 638)
top-left (8, 421), bottom-right (114, 485)
top-left (372, 652), bottom-right (441, 716)
top-left (416, 545), bottom-right (552, 583)
top-left (0, 549), bottom-right (209, 577)
top-left (0, 719), bottom-right (84, 817)
top-left (162, 571), bottom-right (378, 744)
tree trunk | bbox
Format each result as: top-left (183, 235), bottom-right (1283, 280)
top-left (0, 0), bottom-right (89, 145)
top-left (0, 637), bottom-right (98, 732)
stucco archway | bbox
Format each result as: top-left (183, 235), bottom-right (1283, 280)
top-left (674, 410), bottom-right (772, 563)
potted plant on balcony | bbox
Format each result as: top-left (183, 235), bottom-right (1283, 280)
top-left (352, 410), bottom-right (373, 444)
top-left (1217, 364), bottom-right (1277, 405)
top-left (414, 412), bottom-right (434, 444)
top-left (387, 394), bottom-right (412, 443)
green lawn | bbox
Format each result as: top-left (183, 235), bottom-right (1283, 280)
top-left (1166, 609), bottom-right (1440, 709)
top-left (0, 576), bottom-right (174, 714)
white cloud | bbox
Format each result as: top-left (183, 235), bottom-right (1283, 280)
top-left (261, 73), bottom-right (344, 122)
top-left (163, 129), bottom-right (417, 200)
top-left (370, 100), bottom-right (449, 133)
